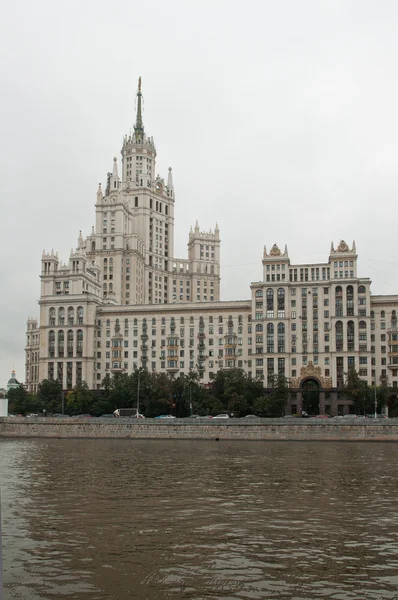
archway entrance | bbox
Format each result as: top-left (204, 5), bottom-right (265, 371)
top-left (301, 378), bottom-right (320, 416)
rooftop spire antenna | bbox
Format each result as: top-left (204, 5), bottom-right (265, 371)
top-left (134, 76), bottom-right (144, 141)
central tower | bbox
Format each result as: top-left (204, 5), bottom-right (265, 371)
top-left (85, 77), bottom-right (220, 306)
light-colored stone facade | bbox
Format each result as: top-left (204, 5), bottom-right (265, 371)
top-left (24, 80), bottom-right (398, 399)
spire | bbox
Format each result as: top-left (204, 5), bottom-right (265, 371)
top-left (167, 167), bottom-right (174, 194)
top-left (112, 157), bottom-right (119, 178)
top-left (134, 76), bottom-right (144, 141)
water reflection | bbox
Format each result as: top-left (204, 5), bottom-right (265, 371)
top-left (1, 440), bottom-right (398, 599)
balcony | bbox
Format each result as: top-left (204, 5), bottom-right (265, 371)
top-left (166, 363), bottom-right (179, 373)
top-left (197, 332), bottom-right (206, 340)
top-left (388, 363), bottom-right (398, 370)
top-left (141, 344), bottom-right (148, 351)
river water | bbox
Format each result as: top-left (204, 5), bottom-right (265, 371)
top-left (1, 439), bottom-right (398, 599)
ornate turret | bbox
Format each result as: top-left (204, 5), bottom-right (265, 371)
top-left (262, 242), bottom-right (290, 281)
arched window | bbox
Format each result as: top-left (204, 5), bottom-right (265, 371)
top-left (267, 323), bottom-right (274, 353)
top-left (277, 288), bottom-right (285, 317)
top-left (335, 321), bottom-right (343, 351)
top-left (104, 258), bottom-right (108, 266)
top-left (91, 241), bottom-right (95, 252)
top-left (255, 289), bottom-right (263, 298)
top-left (57, 330), bottom-right (64, 357)
top-left (67, 330), bottom-right (73, 356)
top-left (162, 317), bottom-right (166, 325)
top-left (256, 323), bottom-right (263, 332)
top-left (381, 310), bottom-right (385, 319)
top-left (209, 316), bottom-right (213, 324)
top-left (346, 285), bottom-right (354, 316)
top-left (124, 318), bottom-right (128, 328)
top-left (392, 310), bottom-right (397, 329)
top-left (77, 329), bottom-right (83, 356)
top-left (277, 323), bottom-right (285, 353)
top-left (107, 319), bottom-right (110, 327)
top-left (77, 306), bottom-right (83, 325)
top-left (238, 315), bottom-right (243, 324)
top-left (358, 321), bottom-right (367, 343)
top-left (68, 307), bottom-right (74, 326)
top-left (58, 307), bottom-right (65, 326)
top-left (190, 317), bottom-right (194, 324)
top-left (347, 320), bottom-right (355, 351)
top-left (109, 257), bottom-right (113, 264)
top-left (358, 285), bottom-right (366, 294)
top-left (180, 317), bottom-right (184, 324)
top-left (49, 307), bottom-right (55, 326)
top-left (266, 288), bottom-right (274, 317)
top-left (134, 318), bottom-right (138, 326)
top-left (49, 330), bottom-right (55, 350)
top-left (165, 205), bottom-right (168, 215)
top-left (156, 201), bottom-right (158, 211)
top-left (219, 316), bottom-right (223, 323)
top-left (335, 286), bottom-right (343, 317)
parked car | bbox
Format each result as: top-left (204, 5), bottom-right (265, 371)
top-left (130, 414), bottom-right (145, 418)
top-left (213, 414), bottom-right (230, 419)
top-left (100, 414), bottom-right (115, 418)
top-left (154, 415), bottom-right (176, 419)
top-left (310, 415), bottom-right (330, 419)
top-left (244, 414), bottom-right (260, 419)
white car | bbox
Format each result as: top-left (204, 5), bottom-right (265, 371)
top-left (213, 414), bottom-right (230, 419)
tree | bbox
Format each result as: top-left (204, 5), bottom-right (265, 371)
top-left (7, 385), bottom-right (39, 415)
top-left (227, 392), bottom-right (248, 416)
top-left (341, 368), bottom-right (372, 415)
top-left (37, 379), bottom-right (62, 414)
top-left (268, 374), bottom-right (289, 416)
top-left (65, 382), bottom-right (93, 415)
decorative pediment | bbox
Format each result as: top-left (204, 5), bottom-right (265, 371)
top-left (330, 239), bottom-right (356, 254)
top-left (290, 361), bottom-right (333, 389)
top-left (337, 240), bottom-right (349, 252)
top-left (269, 243), bottom-right (281, 256)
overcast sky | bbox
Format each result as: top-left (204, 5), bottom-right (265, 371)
top-left (1, 0), bottom-right (398, 387)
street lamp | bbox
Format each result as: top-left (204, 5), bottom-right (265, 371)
top-left (374, 365), bottom-right (378, 419)
top-left (136, 370), bottom-right (140, 417)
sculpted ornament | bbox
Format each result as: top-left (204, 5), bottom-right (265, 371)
top-left (337, 240), bottom-right (349, 252)
top-left (289, 361), bottom-right (333, 389)
top-left (269, 243), bottom-right (281, 256)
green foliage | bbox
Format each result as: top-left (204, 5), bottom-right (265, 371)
top-left (65, 382), bottom-right (93, 415)
top-left (37, 379), bottom-right (63, 413)
top-left (7, 385), bottom-right (40, 415)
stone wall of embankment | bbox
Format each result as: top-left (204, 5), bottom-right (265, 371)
top-left (1, 417), bottom-right (398, 441)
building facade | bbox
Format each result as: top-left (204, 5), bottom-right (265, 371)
top-left (24, 80), bottom-right (398, 415)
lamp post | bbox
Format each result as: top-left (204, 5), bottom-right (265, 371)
top-left (374, 365), bottom-right (378, 419)
top-left (136, 370), bottom-right (140, 417)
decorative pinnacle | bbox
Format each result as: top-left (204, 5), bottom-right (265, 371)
top-left (134, 76), bottom-right (144, 140)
